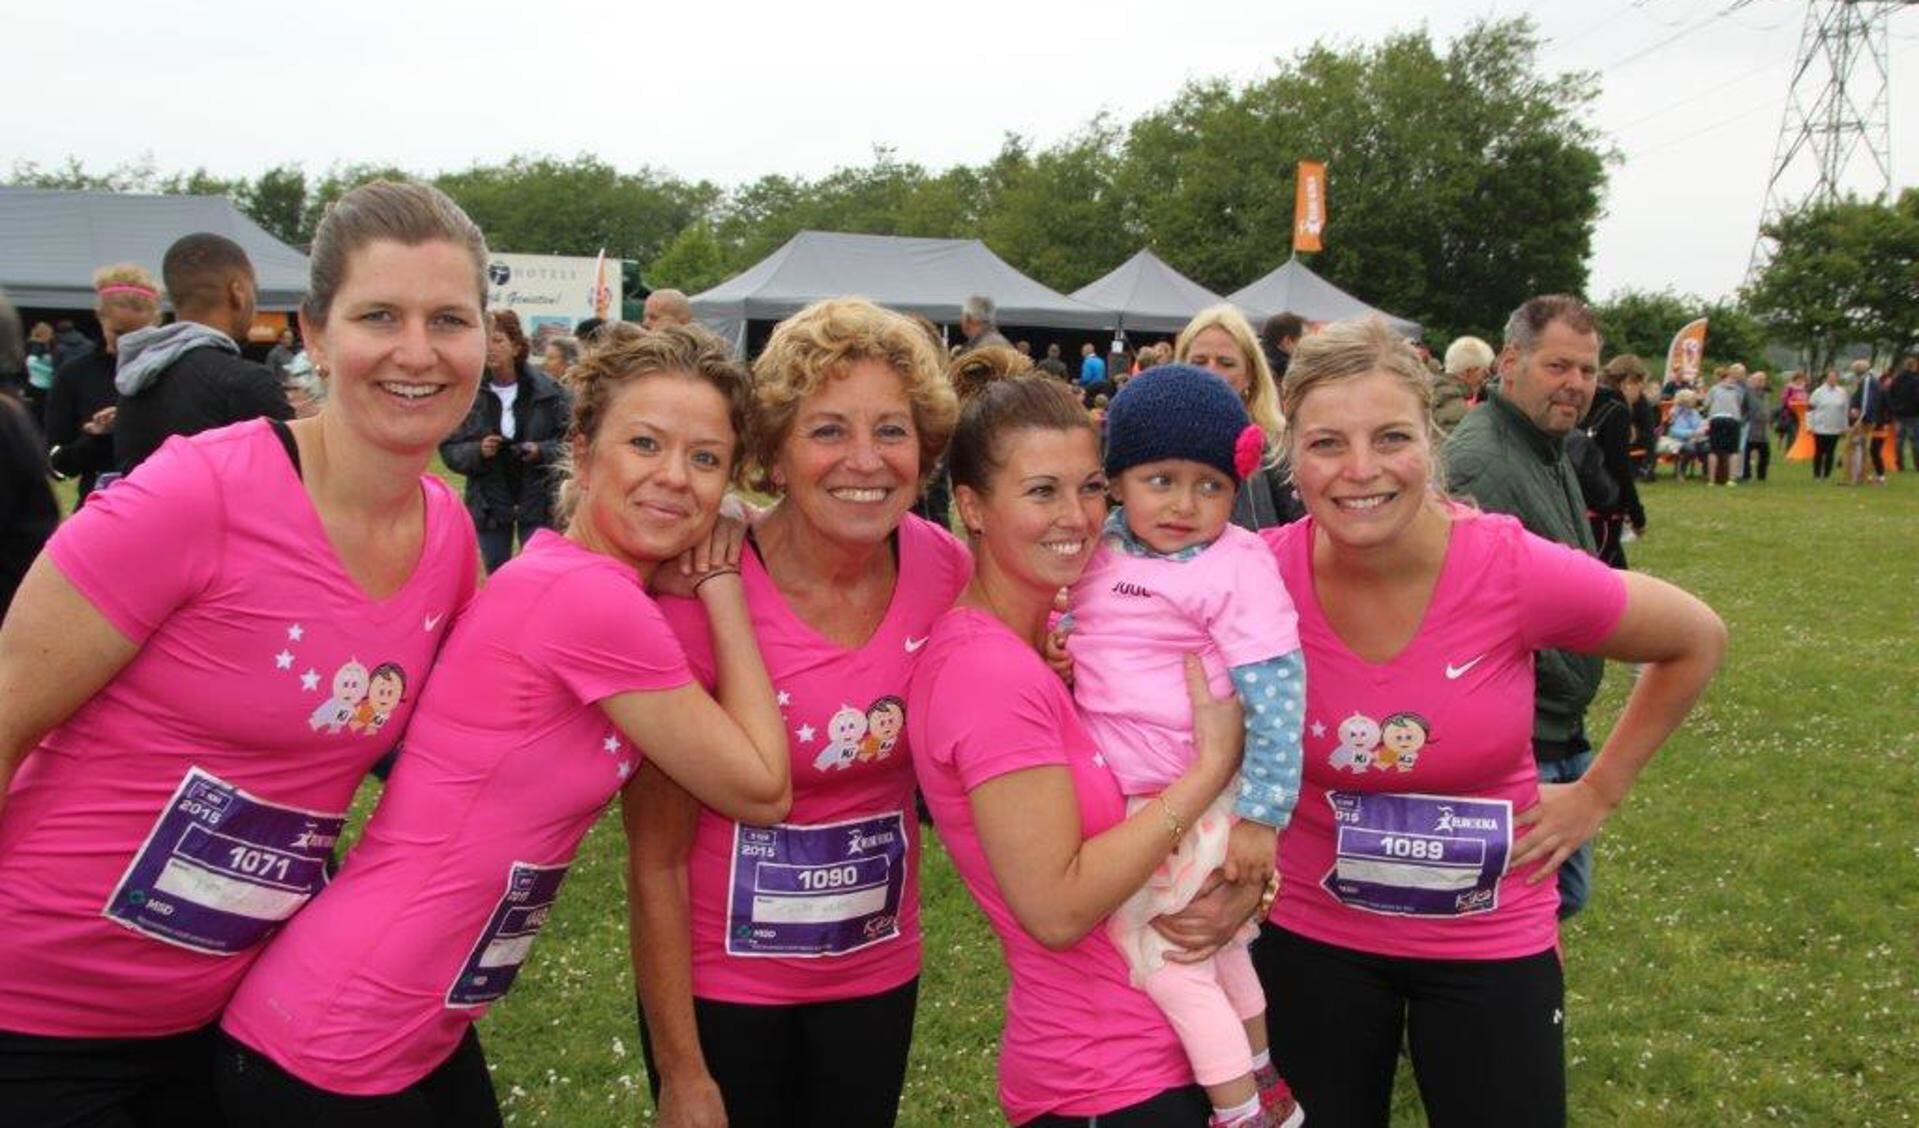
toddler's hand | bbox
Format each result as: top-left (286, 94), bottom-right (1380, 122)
top-left (1222, 821), bottom-right (1277, 886)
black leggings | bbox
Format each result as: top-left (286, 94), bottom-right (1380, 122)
top-left (639, 978), bottom-right (918, 1128)
top-left (214, 1028), bottom-right (501, 1128)
top-left (1252, 924), bottom-right (1565, 1128)
top-left (1813, 433), bottom-right (1840, 478)
top-left (0, 1024), bottom-right (226, 1128)
top-left (1021, 1084), bottom-right (1211, 1126)
top-left (1743, 439), bottom-right (1770, 481)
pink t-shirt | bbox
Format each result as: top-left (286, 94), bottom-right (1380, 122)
top-left (0, 421), bottom-right (477, 1038)
top-left (1262, 511), bottom-right (1627, 961)
top-left (909, 607), bottom-right (1192, 1125)
top-left (1068, 523), bottom-right (1299, 794)
top-left (661, 514), bottom-right (969, 1005)
top-left (223, 530), bottom-right (691, 1093)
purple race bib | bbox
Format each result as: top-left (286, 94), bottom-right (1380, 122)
top-left (1321, 791), bottom-right (1512, 917)
top-left (726, 812), bottom-right (906, 958)
top-left (446, 861), bottom-right (570, 1008)
top-left (102, 767), bottom-right (344, 956)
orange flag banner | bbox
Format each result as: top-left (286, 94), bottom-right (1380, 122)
top-left (1293, 161), bottom-right (1327, 253)
top-left (1664, 317), bottom-right (1709, 388)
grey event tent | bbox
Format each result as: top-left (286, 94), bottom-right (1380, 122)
top-left (1227, 256), bottom-right (1421, 338)
top-left (0, 187), bottom-right (310, 311)
top-left (1069, 248), bottom-right (1225, 335)
top-left (689, 230), bottom-right (1117, 350)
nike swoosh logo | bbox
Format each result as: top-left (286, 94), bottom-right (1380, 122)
top-left (1445, 655), bottom-right (1485, 679)
top-left (424, 612), bottom-right (444, 632)
top-left (904, 636), bottom-right (929, 653)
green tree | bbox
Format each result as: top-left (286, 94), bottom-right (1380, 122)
top-left (981, 120), bottom-right (1137, 292)
top-left (647, 221), bottom-right (732, 293)
top-left (433, 155), bottom-right (718, 266)
top-left (1743, 191), bottom-right (1919, 376)
top-left (237, 165), bottom-right (309, 246)
top-left (1119, 18), bottom-right (1608, 339)
top-left (1593, 288), bottom-right (1697, 361)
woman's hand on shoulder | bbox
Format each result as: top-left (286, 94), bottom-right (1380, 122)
top-left (650, 516), bottom-right (748, 601)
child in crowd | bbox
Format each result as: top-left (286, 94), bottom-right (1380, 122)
top-left (1065, 365), bottom-right (1307, 1128)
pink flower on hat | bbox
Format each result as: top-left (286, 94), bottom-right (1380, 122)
top-left (1234, 425), bottom-right (1265, 479)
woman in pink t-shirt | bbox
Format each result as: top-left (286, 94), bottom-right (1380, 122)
top-left (217, 324), bottom-right (794, 1125)
top-left (1248, 317), bottom-right (1726, 1126)
top-left (909, 376), bottom-right (1249, 1127)
top-left (0, 181), bottom-right (491, 1126)
top-left (629, 299), bottom-right (971, 1128)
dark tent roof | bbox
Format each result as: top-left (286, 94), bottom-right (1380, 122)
top-left (689, 231), bottom-right (1117, 346)
top-left (1227, 257), bottom-right (1420, 337)
top-left (1068, 249), bottom-right (1224, 334)
top-left (0, 187), bottom-right (310, 311)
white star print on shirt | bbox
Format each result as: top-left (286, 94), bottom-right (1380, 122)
top-left (603, 735), bottom-right (622, 754)
top-left (1310, 720), bottom-right (1327, 739)
top-left (287, 624), bottom-right (304, 642)
top-left (300, 669), bottom-right (320, 692)
top-left (796, 724), bottom-right (817, 744)
top-left (274, 650), bottom-right (294, 670)
top-left (777, 690), bottom-right (792, 707)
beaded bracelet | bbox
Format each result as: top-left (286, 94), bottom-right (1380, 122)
top-left (692, 568), bottom-right (741, 593)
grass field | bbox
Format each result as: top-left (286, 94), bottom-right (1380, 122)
top-left (338, 463), bottom-right (1916, 1126)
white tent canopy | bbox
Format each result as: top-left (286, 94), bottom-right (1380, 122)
top-left (1227, 257), bottom-right (1421, 338)
top-left (0, 187), bottom-right (310, 311)
top-left (689, 230), bottom-right (1117, 348)
top-left (1069, 249), bottom-right (1225, 335)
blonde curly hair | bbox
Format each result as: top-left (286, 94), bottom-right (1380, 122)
top-left (747, 298), bottom-right (957, 494)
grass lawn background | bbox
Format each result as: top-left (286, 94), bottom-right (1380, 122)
top-left (320, 464), bottom-right (1913, 1126)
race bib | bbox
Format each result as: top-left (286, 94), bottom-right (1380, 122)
top-left (726, 812), bottom-right (906, 958)
top-left (446, 861), bottom-right (570, 1008)
top-left (1321, 791), bottom-right (1512, 917)
top-left (102, 767), bottom-right (344, 955)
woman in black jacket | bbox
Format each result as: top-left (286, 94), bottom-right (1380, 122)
top-left (44, 266), bottom-right (164, 504)
top-left (1585, 356), bottom-right (1649, 568)
top-left (438, 309), bottom-right (572, 571)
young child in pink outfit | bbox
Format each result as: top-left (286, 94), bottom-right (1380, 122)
top-left (1066, 364), bottom-right (1306, 1128)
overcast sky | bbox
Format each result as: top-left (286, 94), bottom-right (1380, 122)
top-left (10, 0), bottom-right (1915, 305)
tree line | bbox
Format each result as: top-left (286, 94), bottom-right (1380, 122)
top-left (12, 17), bottom-right (1913, 366)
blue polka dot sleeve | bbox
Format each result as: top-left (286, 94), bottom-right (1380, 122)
top-left (1228, 649), bottom-right (1306, 828)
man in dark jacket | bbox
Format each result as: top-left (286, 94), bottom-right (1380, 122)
top-left (440, 311), bottom-right (572, 571)
top-left (1887, 354), bottom-right (1919, 473)
top-left (112, 234), bottom-right (292, 474)
top-left (1445, 293), bottom-right (1607, 918)
top-left (1259, 312), bottom-right (1302, 380)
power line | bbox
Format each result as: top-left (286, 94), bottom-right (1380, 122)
top-left (1601, 0), bottom-right (1763, 71)
top-left (1613, 63), bottom-right (1785, 130)
top-left (1635, 101), bottom-right (1780, 156)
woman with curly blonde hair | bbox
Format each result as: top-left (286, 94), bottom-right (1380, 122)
top-left (631, 298), bottom-right (972, 1128)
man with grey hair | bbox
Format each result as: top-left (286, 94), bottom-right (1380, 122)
top-left (1433, 335), bottom-right (1495, 434)
top-left (959, 294), bottom-right (1011, 351)
top-left (1445, 294), bottom-right (1607, 919)
top-left (642, 289), bottom-right (693, 331)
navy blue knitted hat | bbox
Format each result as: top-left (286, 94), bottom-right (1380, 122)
top-left (1103, 363), bottom-right (1263, 481)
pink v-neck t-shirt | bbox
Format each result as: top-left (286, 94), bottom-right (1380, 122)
top-left (909, 607), bottom-right (1192, 1124)
top-left (0, 421), bottom-right (477, 1037)
top-left (661, 514), bottom-right (970, 1005)
top-left (1262, 510), bottom-right (1626, 961)
top-left (222, 530), bottom-right (692, 1093)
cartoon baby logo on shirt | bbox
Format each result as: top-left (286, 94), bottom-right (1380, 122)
top-left (859, 697), bottom-right (905, 762)
top-left (813, 705), bottom-right (869, 772)
top-left (282, 622), bottom-right (413, 739)
top-left (1323, 709), bottom-right (1432, 775)
top-left (806, 696), bottom-right (911, 773)
top-left (308, 659), bottom-right (370, 734)
top-left (348, 663), bottom-right (408, 736)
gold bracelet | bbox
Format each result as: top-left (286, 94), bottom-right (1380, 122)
top-left (1155, 797), bottom-right (1187, 845)
top-left (1257, 871), bottom-right (1282, 917)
